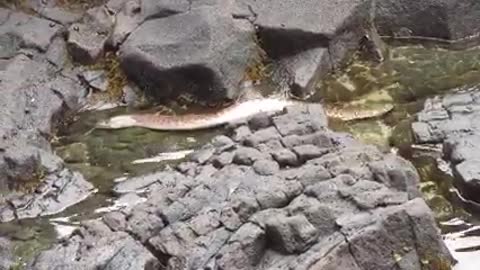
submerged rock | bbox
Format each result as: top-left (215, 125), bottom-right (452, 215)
top-left (33, 104), bottom-right (453, 269)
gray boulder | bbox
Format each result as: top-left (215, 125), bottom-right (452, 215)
top-left (119, 4), bottom-right (256, 102)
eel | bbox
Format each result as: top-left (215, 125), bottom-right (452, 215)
top-left (96, 98), bottom-right (301, 130)
top-left (96, 98), bottom-right (394, 131)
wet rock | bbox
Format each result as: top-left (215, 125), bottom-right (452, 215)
top-left (248, 112), bottom-right (272, 131)
top-left (273, 104), bottom-right (327, 136)
top-left (231, 125), bottom-right (252, 142)
top-left (189, 145), bottom-right (215, 164)
top-left (119, 4), bottom-right (256, 102)
top-left (4, 169), bottom-right (95, 222)
top-left (80, 70), bottom-right (109, 92)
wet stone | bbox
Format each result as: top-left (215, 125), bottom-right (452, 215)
top-left (211, 151), bottom-right (234, 168)
top-left (248, 112), bottom-right (273, 131)
top-left (189, 146), bottom-right (215, 164)
top-left (211, 135), bottom-right (235, 152)
top-left (244, 126), bottom-right (282, 147)
top-left (231, 125), bottom-right (252, 142)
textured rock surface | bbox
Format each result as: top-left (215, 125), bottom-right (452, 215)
top-left (119, 2), bottom-right (256, 102)
top-left (374, 0), bottom-right (480, 41)
top-left (33, 104), bottom-right (453, 269)
top-left (0, 7), bottom-right (94, 222)
top-left (412, 85), bottom-right (480, 202)
top-left (31, 220), bottom-right (159, 270)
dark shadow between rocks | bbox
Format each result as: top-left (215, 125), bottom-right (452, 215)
top-left (256, 27), bottom-right (330, 59)
top-left (121, 54), bottom-right (225, 103)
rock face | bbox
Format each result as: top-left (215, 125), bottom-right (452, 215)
top-left (411, 86), bottom-right (480, 202)
top-left (33, 104), bottom-right (453, 269)
top-left (0, 7), bottom-right (94, 222)
top-left (374, 0), bottom-right (480, 41)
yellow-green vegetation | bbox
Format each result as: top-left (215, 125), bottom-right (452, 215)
top-left (420, 254), bottom-right (453, 270)
top-left (89, 52), bottom-right (128, 101)
top-left (243, 33), bottom-right (272, 82)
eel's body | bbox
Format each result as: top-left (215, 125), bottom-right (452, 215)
top-left (96, 98), bottom-right (394, 131)
top-left (96, 98), bottom-right (300, 130)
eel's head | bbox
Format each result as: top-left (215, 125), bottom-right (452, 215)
top-left (96, 115), bottom-right (138, 129)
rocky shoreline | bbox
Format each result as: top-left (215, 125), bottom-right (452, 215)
top-left (1, 0), bottom-right (480, 269)
top-left (30, 104), bottom-right (453, 269)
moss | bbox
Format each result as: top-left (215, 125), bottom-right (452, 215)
top-left (88, 52), bottom-right (128, 101)
top-left (420, 254), bottom-right (453, 270)
top-left (243, 33), bottom-right (272, 82)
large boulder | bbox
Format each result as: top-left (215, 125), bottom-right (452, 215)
top-left (119, 2), bottom-right (256, 102)
top-left (33, 104), bottom-right (454, 269)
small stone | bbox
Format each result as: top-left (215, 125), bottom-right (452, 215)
top-left (232, 125), bottom-right (252, 142)
top-left (253, 159), bottom-right (280, 176)
top-left (233, 147), bottom-right (265, 166)
top-left (272, 148), bottom-right (299, 167)
top-left (293, 144), bottom-right (328, 162)
top-left (212, 152), bottom-right (234, 168)
top-left (248, 112), bottom-right (272, 130)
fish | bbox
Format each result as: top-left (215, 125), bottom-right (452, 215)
top-left (96, 98), bottom-right (300, 130)
top-left (324, 103), bottom-right (394, 121)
